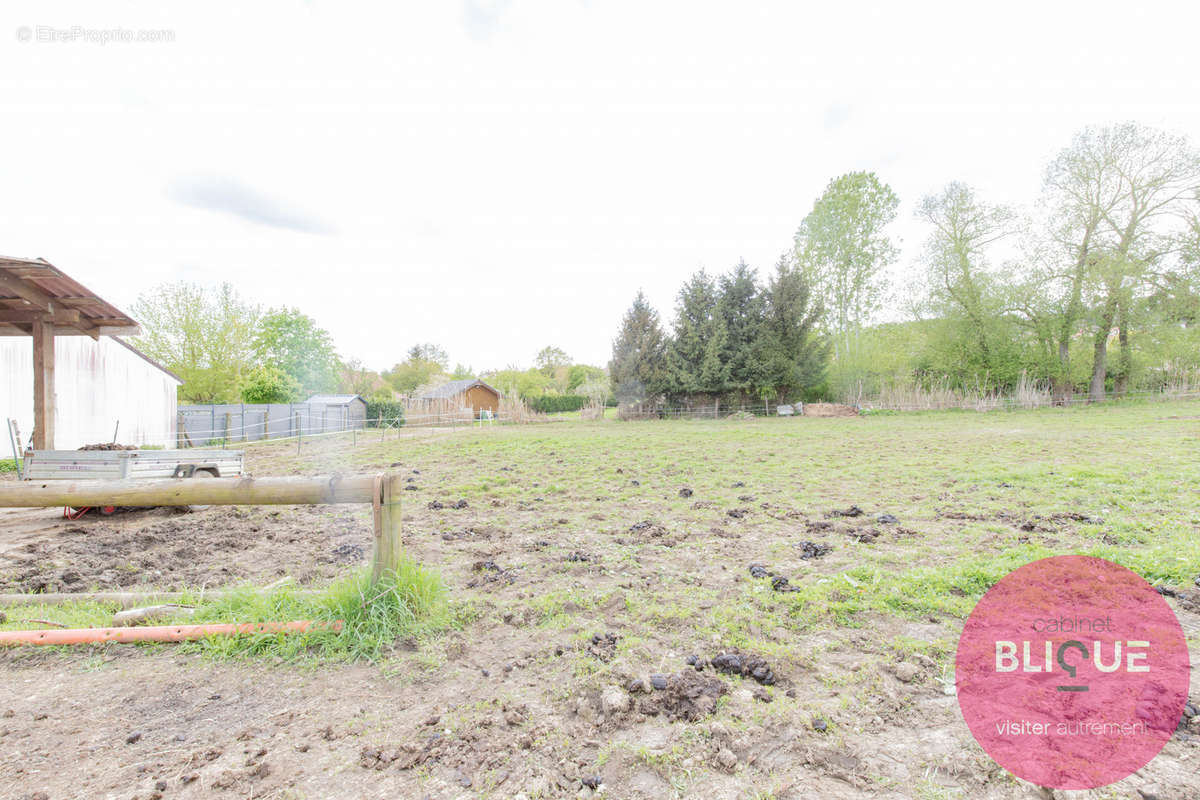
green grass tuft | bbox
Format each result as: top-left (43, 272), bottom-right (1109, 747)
top-left (184, 558), bottom-right (458, 662)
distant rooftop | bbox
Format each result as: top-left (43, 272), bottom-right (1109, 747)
top-left (305, 394), bottom-right (365, 405)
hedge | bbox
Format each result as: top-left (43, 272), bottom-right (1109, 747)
top-left (529, 394), bottom-right (588, 414)
top-left (366, 399), bottom-right (406, 427)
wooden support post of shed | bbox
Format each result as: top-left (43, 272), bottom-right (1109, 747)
top-left (371, 473), bottom-right (404, 583)
top-left (31, 318), bottom-right (55, 449)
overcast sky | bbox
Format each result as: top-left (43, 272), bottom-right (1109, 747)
top-left (3, 1), bottom-right (1199, 372)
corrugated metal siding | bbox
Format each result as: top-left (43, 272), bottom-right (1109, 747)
top-left (0, 336), bottom-right (180, 449)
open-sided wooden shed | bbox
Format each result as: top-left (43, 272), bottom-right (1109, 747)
top-left (0, 256), bottom-right (141, 448)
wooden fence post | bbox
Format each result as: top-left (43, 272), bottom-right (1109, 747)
top-left (372, 473), bottom-right (403, 583)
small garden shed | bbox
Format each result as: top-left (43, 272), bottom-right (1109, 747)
top-left (304, 394), bottom-right (367, 430)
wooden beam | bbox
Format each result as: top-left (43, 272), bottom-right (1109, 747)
top-left (0, 309), bottom-right (80, 326)
top-left (0, 271), bottom-right (55, 312)
top-left (372, 473), bottom-right (404, 582)
top-left (31, 319), bottom-right (55, 449)
top-left (0, 474), bottom-right (378, 508)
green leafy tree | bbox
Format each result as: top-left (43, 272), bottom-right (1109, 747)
top-left (384, 357), bottom-right (447, 394)
top-left (915, 182), bottom-right (1020, 384)
top-left (450, 363), bottom-right (474, 380)
top-left (794, 171), bottom-right (899, 360)
top-left (609, 290), bottom-right (668, 404)
top-left (407, 343), bottom-right (449, 369)
top-left (240, 365), bottom-right (301, 403)
top-left (131, 282), bottom-right (260, 402)
top-left (485, 368), bottom-right (553, 399)
top-left (252, 308), bottom-right (340, 396)
top-left (1043, 124), bottom-right (1200, 400)
top-left (339, 358), bottom-right (391, 399)
top-left (534, 346), bottom-right (570, 374)
top-left (566, 364), bottom-right (606, 392)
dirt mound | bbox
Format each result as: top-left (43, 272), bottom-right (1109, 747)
top-left (635, 670), bottom-right (728, 721)
top-left (710, 650), bottom-right (777, 685)
top-left (77, 442), bottom-right (137, 451)
top-left (803, 403), bottom-right (859, 417)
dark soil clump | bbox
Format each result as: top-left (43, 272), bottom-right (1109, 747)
top-left (830, 505), bottom-right (864, 518)
top-left (466, 560), bottom-right (517, 588)
top-left (586, 632), bottom-right (619, 662)
top-left (629, 521), bottom-right (668, 537)
top-left (638, 671), bottom-right (728, 721)
top-left (796, 540), bottom-right (832, 559)
top-left (710, 650), bottom-right (776, 685)
top-left (771, 575), bottom-right (800, 592)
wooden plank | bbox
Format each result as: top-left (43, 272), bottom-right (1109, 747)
top-left (0, 473), bottom-right (377, 508)
top-left (31, 319), bottom-right (54, 449)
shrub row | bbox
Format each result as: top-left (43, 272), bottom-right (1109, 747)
top-left (528, 394), bottom-right (589, 414)
top-left (366, 399), bottom-right (406, 426)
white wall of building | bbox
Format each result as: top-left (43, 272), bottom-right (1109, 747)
top-left (0, 336), bottom-right (180, 450)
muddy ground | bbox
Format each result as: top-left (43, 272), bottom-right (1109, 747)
top-left (0, 414), bottom-right (1198, 800)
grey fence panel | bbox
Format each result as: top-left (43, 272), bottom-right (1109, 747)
top-left (178, 402), bottom-right (366, 446)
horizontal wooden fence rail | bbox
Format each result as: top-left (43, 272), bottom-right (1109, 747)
top-left (0, 473), bottom-right (402, 584)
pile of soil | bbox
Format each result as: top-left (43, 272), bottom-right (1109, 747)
top-left (77, 443), bottom-right (138, 451)
top-left (634, 670), bottom-right (728, 721)
top-left (803, 403), bottom-right (859, 418)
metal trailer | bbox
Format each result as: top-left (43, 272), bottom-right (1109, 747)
top-left (21, 449), bottom-right (245, 516)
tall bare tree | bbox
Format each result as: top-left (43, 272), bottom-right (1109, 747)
top-left (794, 172), bottom-right (899, 361)
top-left (916, 182), bottom-right (1015, 367)
top-left (1041, 123), bottom-right (1200, 401)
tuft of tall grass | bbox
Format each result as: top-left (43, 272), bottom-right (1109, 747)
top-left (181, 557), bottom-right (457, 662)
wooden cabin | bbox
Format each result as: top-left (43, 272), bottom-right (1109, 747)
top-left (417, 378), bottom-right (501, 419)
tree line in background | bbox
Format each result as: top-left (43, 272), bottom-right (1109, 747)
top-left (611, 121), bottom-right (1200, 407)
top-left (131, 284), bottom-right (613, 409)
top-left (609, 257), bottom-right (827, 407)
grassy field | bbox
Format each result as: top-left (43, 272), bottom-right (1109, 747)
top-left (1, 401), bottom-right (1197, 798)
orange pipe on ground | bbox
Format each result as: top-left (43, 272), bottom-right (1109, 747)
top-left (0, 620), bottom-right (342, 646)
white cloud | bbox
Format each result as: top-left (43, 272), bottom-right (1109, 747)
top-left (1, 0), bottom-right (1198, 371)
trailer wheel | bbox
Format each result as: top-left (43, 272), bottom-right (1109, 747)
top-left (98, 505), bottom-right (117, 516)
top-left (186, 469), bottom-right (217, 512)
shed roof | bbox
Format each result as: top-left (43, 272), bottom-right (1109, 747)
top-left (418, 378), bottom-right (500, 400)
top-left (0, 256), bottom-right (140, 338)
top-left (305, 393), bottom-right (366, 405)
